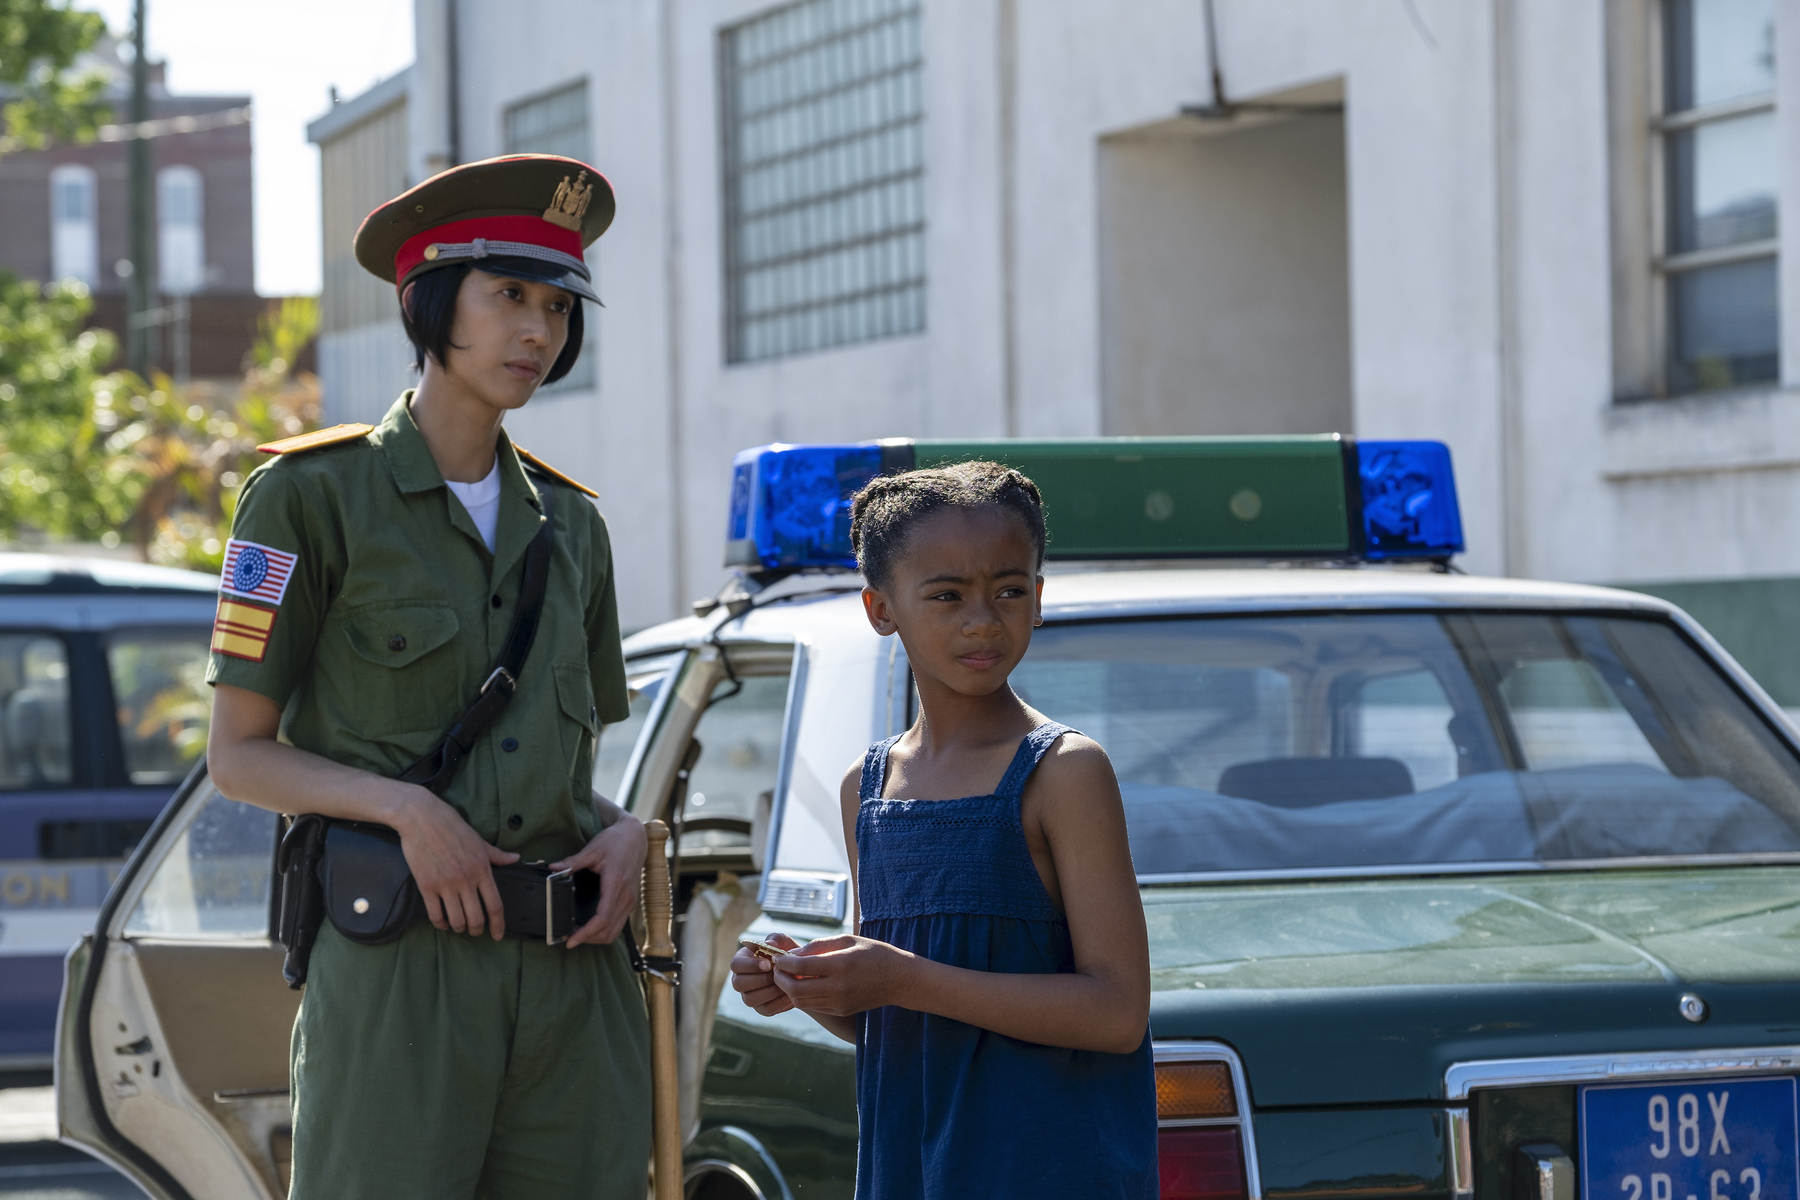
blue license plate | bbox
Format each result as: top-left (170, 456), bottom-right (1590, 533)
top-left (1583, 1078), bottom-right (1799, 1200)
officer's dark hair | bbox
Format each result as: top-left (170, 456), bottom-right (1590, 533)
top-left (400, 260), bottom-right (585, 385)
top-left (849, 460), bottom-right (1048, 590)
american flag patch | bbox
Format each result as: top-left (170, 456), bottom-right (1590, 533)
top-left (219, 539), bottom-right (297, 606)
top-left (212, 599), bottom-right (278, 662)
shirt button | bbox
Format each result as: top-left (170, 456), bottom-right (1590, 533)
top-left (507, 814), bottom-right (523, 830)
top-left (491, 595), bottom-right (502, 608)
top-left (388, 634), bottom-right (406, 652)
top-left (501, 737), bottom-right (519, 752)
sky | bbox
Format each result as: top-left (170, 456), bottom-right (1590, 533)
top-left (87, 0), bottom-right (415, 296)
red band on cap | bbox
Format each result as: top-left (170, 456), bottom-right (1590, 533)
top-left (394, 216), bottom-right (584, 290)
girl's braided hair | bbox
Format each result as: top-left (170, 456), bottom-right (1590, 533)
top-left (849, 460), bottom-right (1047, 589)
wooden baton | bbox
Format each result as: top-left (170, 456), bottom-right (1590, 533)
top-left (643, 819), bottom-right (681, 1200)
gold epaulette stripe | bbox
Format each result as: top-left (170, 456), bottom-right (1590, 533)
top-left (257, 423), bottom-right (375, 455)
top-left (515, 446), bottom-right (599, 498)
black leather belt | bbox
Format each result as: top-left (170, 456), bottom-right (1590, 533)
top-left (491, 861), bottom-right (601, 943)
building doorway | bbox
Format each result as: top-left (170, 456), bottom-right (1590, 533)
top-left (1099, 89), bottom-right (1352, 437)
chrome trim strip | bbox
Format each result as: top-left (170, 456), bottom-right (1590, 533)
top-left (615, 651), bottom-right (687, 812)
top-left (1445, 1046), bottom-right (1800, 1100)
top-left (1154, 1040), bottom-right (1262, 1200)
top-left (755, 640), bottom-right (811, 913)
top-left (1139, 853), bottom-right (1800, 886)
top-left (1448, 1108), bottom-right (1474, 1198)
top-left (1039, 592), bottom-right (1679, 622)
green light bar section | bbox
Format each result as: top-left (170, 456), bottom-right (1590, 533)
top-left (910, 436), bottom-right (1353, 559)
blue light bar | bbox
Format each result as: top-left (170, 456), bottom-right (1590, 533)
top-left (725, 443), bottom-right (882, 571)
top-left (723, 437), bottom-right (1465, 573)
top-left (1355, 440), bottom-right (1465, 560)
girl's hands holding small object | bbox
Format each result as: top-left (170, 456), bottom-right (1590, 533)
top-left (772, 935), bottom-right (915, 1018)
top-left (730, 931), bottom-right (804, 1016)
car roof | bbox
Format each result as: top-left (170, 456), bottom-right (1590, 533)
top-left (623, 565), bottom-right (1680, 656)
top-left (0, 552), bottom-right (218, 596)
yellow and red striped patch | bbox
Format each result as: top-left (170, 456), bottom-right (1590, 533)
top-left (211, 598), bottom-right (278, 662)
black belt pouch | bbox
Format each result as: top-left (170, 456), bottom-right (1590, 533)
top-left (317, 821), bottom-right (601, 946)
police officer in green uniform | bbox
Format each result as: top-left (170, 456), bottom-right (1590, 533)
top-left (205, 154), bottom-right (650, 1199)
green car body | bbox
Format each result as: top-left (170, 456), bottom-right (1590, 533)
top-left (696, 867), bottom-right (1800, 1200)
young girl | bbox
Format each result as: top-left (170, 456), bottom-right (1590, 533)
top-left (730, 461), bottom-right (1157, 1199)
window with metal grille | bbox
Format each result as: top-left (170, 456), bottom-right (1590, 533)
top-left (1659, 0), bottom-right (1778, 394)
top-left (721, 0), bottom-right (926, 364)
top-left (504, 79), bottom-right (595, 392)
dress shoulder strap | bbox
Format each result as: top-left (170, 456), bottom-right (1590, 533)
top-left (994, 721), bottom-right (1077, 801)
top-left (860, 734), bottom-right (904, 803)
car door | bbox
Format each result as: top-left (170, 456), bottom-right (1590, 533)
top-left (58, 652), bottom-right (694, 1200)
top-left (59, 766), bottom-right (295, 1200)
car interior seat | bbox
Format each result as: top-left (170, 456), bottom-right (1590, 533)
top-left (6, 683), bottom-right (70, 785)
top-left (1218, 756), bottom-right (1415, 807)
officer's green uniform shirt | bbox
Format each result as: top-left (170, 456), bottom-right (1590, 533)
top-left (206, 393), bottom-right (650, 1200)
top-left (207, 391), bottom-right (630, 861)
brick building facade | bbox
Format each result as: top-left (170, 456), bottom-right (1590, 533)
top-left (0, 38), bottom-right (263, 379)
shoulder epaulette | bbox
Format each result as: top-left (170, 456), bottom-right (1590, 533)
top-left (515, 445), bottom-right (599, 498)
top-left (257, 423), bottom-right (375, 455)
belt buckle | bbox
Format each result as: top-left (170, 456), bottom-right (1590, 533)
top-left (545, 868), bottom-right (573, 946)
top-left (481, 666), bottom-right (516, 697)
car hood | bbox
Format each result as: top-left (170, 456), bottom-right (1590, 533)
top-left (1145, 867), bottom-right (1800, 1106)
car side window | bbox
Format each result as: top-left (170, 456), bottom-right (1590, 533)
top-left (106, 628), bottom-right (212, 786)
top-left (123, 786), bottom-right (277, 939)
top-left (0, 632), bottom-right (72, 788)
top-left (679, 673), bottom-right (790, 856)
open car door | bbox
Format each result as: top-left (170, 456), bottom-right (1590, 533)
top-left (57, 763), bottom-right (296, 1200)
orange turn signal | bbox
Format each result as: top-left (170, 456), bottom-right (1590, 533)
top-left (1155, 1060), bottom-right (1238, 1121)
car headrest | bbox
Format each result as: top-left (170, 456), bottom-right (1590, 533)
top-left (1217, 756), bottom-right (1415, 808)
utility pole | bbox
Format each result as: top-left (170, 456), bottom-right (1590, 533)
top-left (126, 0), bottom-right (154, 373)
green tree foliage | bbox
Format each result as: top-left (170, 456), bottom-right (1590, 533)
top-left (0, 279), bottom-right (321, 569)
top-left (0, 0), bottom-right (111, 154)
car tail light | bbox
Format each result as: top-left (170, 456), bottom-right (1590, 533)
top-left (1158, 1061), bottom-right (1238, 1120)
top-left (1159, 1127), bottom-right (1246, 1200)
top-left (1155, 1049), bottom-right (1256, 1200)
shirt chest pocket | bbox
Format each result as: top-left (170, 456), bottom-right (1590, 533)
top-left (553, 663), bottom-right (598, 787)
top-left (340, 604), bottom-right (463, 735)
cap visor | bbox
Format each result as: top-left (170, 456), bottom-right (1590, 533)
top-left (470, 258), bottom-right (601, 304)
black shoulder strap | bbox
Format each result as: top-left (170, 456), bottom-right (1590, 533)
top-left (398, 472), bottom-right (557, 796)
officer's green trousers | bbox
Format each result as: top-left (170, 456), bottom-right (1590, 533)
top-left (288, 920), bottom-right (651, 1199)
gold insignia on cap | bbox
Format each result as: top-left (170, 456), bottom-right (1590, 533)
top-left (423, 244), bottom-right (441, 260)
top-left (543, 171), bottom-right (593, 232)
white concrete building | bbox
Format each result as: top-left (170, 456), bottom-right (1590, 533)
top-left (310, 0), bottom-right (1800, 705)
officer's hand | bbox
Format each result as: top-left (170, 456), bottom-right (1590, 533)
top-left (552, 813), bottom-right (647, 948)
top-left (393, 786), bottom-right (519, 940)
top-left (730, 932), bottom-right (803, 1016)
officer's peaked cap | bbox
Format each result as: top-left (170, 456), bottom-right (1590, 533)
top-left (353, 154), bottom-right (615, 304)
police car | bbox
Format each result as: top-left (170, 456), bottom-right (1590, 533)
top-left (0, 554), bottom-right (214, 1079)
top-left (57, 438), bottom-right (1800, 1200)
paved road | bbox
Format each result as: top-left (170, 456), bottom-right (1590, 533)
top-left (0, 1088), bottom-right (141, 1199)
top-left (0, 1143), bottom-right (141, 1199)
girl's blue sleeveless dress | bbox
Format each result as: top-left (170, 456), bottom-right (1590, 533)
top-left (853, 721), bottom-right (1158, 1199)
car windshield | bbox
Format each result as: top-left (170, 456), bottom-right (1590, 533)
top-left (1009, 612), bottom-right (1800, 876)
